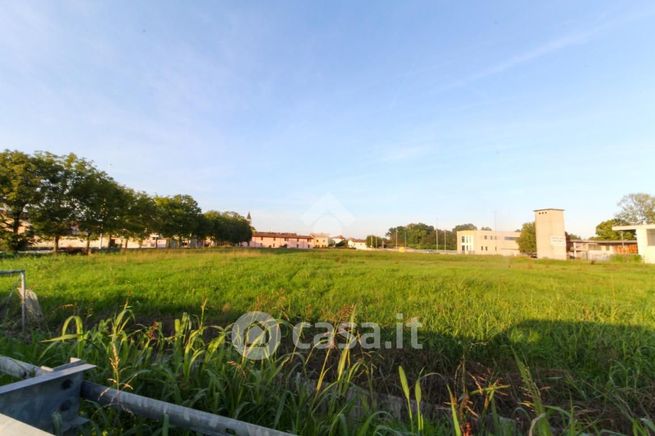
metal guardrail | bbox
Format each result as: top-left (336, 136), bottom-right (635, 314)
top-left (0, 355), bottom-right (293, 435)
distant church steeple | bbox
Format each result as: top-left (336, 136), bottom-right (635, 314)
top-left (246, 211), bottom-right (252, 223)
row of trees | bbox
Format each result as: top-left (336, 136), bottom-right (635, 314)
top-left (515, 193), bottom-right (654, 256)
top-left (0, 150), bottom-right (252, 252)
top-left (364, 223), bottom-right (485, 250)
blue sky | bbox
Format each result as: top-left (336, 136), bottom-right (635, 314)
top-left (1, 1), bottom-right (654, 237)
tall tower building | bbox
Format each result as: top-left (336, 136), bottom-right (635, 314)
top-left (534, 208), bottom-right (567, 260)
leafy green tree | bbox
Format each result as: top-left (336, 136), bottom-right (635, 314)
top-left (386, 223), bottom-right (462, 250)
top-left (452, 223), bottom-right (477, 232)
top-left (0, 150), bottom-right (43, 252)
top-left (616, 193), bottom-right (655, 225)
top-left (386, 226), bottom-right (406, 248)
top-left (29, 153), bottom-right (86, 252)
top-left (154, 195), bottom-right (202, 247)
top-left (365, 235), bottom-right (386, 248)
top-left (117, 190), bottom-right (157, 247)
top-left (203, 210), bottom-right (224, 246)
top-left (593, 218), bottom-right (635, 241)
top-left (223, 211), bottom-right (252, 244)
top-left (193, 213), bottom-right (212, 247)
top-left (517, 222), bottom-right (537, 257)
top-left (203, 210), bottom-right (252, 246)
top-left (75, 167), bottom-right (127, 252)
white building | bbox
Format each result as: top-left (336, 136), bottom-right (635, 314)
top-left (457, 229), bottom-right (521, 256)
top-left (612, 224), bottom-right (655, 264)
top-left (348, 238), bottom-right (368, 250)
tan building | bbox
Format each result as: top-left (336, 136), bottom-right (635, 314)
top-left (310, 233), bottom-right (330, 248)
top-left (535, 208), bottom-right (567, 260)
top-left (612, 224), bottom-right (655, 264)
top-left (244, 232), bottom-right (313, 249)
top-left (456, 229), bottom-right (521, 256)
top-left (570, 239), bottom-right (638, 261)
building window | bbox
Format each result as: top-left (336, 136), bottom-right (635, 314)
top-left (647, 229), bottom-right (655, 246)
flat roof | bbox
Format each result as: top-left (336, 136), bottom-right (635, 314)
top-left (455, 229), bottom-right (520, 234)
top-left (534, 208), bottom-right (565, 212)
top-left (571, 239), bottom-right (637, 244)
top-left (613, 224), bottom-right (655, 230)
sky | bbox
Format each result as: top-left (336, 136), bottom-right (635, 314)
top-left (1, 1), bottom-right (654, 238)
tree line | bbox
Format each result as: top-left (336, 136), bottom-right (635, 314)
top-left (0, 150), bottom-right (252, 252)
top-left (365, 223), bottom-right (484, 250)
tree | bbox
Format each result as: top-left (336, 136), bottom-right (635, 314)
top-left (616, 193), bottom-right (655, 225)
top-left (366, 235), bottom-right (386, 248)
top-left (386, 226), bottom-right (406, 248)
top-left (481, 226), bottom-right (492, 231)
top-left (452, 223), bottom-right (477, 232)
top-left (517, 222), bottom-right (537, 257)
top-left (154, 195), bottom-right (202, 247)
top-left (203, 210), bottom-right (252, 246)
top-left (29, 153), bottom-right (85, 252)
top-left (75, 167), bottom-right (127, 252)
top-left (223, 212), bottom-right (252, 244)
top-left (0, 150), bottom-right (43, 252)
top-left (203, 210), bottom-right (225, 246)
top-left (593, 218), bottom-right (635, 241)
top-left (117, 190), bottom-right (157, 247)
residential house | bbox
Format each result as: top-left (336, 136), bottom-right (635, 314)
top-left (244, 232), bottom-right (313, 249)
top-left (310, 233), bottom-right (330, 248)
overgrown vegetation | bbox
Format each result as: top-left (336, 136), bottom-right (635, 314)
top-left (1, 249), bottom-right (654, 433)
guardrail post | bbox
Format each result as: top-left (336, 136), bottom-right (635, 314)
top-left (0, 358), bottom-right (95, 433)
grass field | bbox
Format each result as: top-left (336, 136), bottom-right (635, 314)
top-left (1, 249), bottom-right (654, 434)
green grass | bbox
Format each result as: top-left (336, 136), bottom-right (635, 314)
top-left (1, 248), bottom-right (655, 433)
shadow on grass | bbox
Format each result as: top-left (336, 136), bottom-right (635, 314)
top-left (5, 291), bottom-right (654, 431)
